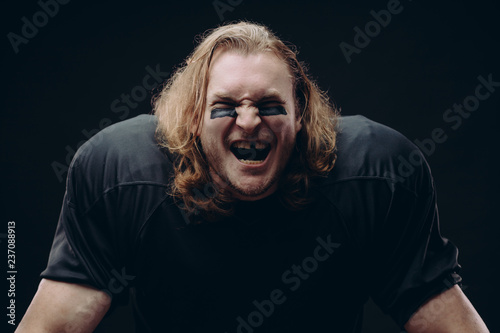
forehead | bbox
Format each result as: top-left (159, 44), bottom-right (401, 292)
top-left (207, 50), bottom-right (293, 100)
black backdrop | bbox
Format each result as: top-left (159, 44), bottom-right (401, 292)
top-left (2, 1), bottom-right (499, 332)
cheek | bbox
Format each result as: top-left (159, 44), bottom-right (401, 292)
top-left (266, 117), bottom-right (298, 139)
top-left (265, 118), bottom-right (286, 135)
top-left (200, 116), bottom-right (232, 137)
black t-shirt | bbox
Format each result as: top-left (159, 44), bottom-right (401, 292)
top-left (41, 114), bottom-right (462, 332)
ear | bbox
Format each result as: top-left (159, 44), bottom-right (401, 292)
top-left (293, 94), bottom-right (304, 133)
top-left (294, 109), bottom-right (303, 134)
top-left (190, 114), bottom-right (203, 137)
top-left (192, 123), bottom-right (200, 137)
top-left (295, 119), bottom-right (302, 135)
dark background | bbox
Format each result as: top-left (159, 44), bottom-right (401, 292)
top-left (2, 0), bottom-right (499, 332)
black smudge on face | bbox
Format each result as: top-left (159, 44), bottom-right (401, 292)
top-left (258, 106), bottom-right (287, 116)
top-left (211, 108), bottom-right (237, 119)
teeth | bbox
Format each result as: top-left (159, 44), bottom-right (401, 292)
top-left (239, 159), bottom-right (264, 164)
top-left (234, 142), bottom-right (252, 149)
top-left (233, 142), bottom-right (268, 149)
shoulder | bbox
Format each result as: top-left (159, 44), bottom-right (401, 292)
top-left (73, 114), bottom-right (160, 161)
top-left (312, 116), bottom-right (437, 255)
top-left (67, 115), bottom-right (173, 204)
top-left (324, 115), bottom-right (432, 194)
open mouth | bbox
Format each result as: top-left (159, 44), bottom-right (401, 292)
top-left (230, 141), bottom-right (271, 164)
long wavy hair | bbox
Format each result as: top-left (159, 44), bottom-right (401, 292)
top-left (153, 21), bottom-right (339, 217)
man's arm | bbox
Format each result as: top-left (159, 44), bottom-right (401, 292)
top-left (404, 285), bottom-right (489, 333)
top-left (16, 278), bottom-right (111, 333)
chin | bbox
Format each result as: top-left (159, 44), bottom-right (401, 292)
top-left (227, 175), bottom-right (278, 200)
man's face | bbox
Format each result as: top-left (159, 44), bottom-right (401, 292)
top-left (198, 50), bottom-right (302, 201)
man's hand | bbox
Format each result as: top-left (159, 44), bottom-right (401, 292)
top-left (404, 285), bottom-right (489, 332)
top-left (16, 278), bottom-right (110, 333)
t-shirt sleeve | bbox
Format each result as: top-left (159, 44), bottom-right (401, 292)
top-left (41, 115), bottom-right (171, 309)
top-left (365, 146), bottom-right (462, 328)
top-left (40, 142), bottom-right (133, 306)
top-left (321, 116), bottom-right (462, 328)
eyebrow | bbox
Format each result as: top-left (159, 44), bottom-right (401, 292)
top-left (209, 94), bottom-right (237, 105)
top-left (209, 90), bottom-right (286, 105)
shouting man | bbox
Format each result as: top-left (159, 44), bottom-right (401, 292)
top-left (17, 22), bottom-right (489, 332)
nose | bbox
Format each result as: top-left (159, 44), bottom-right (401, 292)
top-left (235, 106), bottom-right (261, 133)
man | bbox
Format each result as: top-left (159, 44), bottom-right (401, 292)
top-left (17, 22), bottom-right (489, 332)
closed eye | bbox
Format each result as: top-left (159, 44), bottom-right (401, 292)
top-left (209, 102), bottom-right (287, 119)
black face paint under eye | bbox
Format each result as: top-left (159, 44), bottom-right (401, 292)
top-left (211, 108), bottom-right (237, 119)
top-left (258, 106), bottom-right (287, 116)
